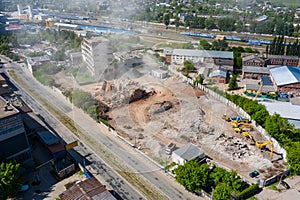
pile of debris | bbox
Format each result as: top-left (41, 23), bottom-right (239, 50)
top-left (100, 79), bottom-right (153, 108)
top-left (216, 133), bottom-right (255, 160)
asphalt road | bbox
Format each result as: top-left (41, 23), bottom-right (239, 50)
top-left (1, 59), bottom-right (144, 200)
top-left (4, 59), bottom-right (199, 199)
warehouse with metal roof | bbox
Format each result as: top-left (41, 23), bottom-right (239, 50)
top-left (269, 66), bottom-right (300, 94)
top-left (165, 49), bottom-right (234, 67)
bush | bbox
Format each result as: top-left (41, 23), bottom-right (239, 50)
top-left (235, 184), bottom-right (259, 199)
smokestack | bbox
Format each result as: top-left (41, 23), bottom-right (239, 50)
top-left (17, 4), bottom-right (22, 15)
top-left (28, 5), bottom-right (33, 19)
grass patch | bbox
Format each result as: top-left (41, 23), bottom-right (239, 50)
top-left (269, 184), bottom-right (281, 192)
top-left (78, 170), bottom-right (84, 175)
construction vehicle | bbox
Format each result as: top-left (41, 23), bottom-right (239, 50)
top-left (232, 120), bottom-right (251, 128)
top-left (222, 115), bottom-right (239, 122)
top-left (242, 132), bottom-right (255, 143)
top-left (255, 140), bottom-right (274, 158)
top-left (234, 124), bottom-right (253, 132)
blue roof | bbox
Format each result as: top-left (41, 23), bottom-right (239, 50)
top-left (270, 66), bottom-right (300, 86)
top-left (37, 130), bottom-right (60, 145)
top-left (209, 70), bottom-right (227, 78)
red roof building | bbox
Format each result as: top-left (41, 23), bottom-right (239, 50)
top-left (59, 177), bottom-right (117, 200)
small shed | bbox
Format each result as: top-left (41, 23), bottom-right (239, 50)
top-left (172, 143), bottom-right (205, 165)
top-left (209, 70), bottom-right (227, 83)
top-left (151, 69), bottom-right (168, 79)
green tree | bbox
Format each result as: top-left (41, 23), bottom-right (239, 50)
top-left (217, 18), bottom-right (236, 31)
top-left (251, 109), bottom-right (270, 125)
top-left (70, 89), bottom-right (93, 109)
top-left (228, 75), bottom-right (238, 91)
top-left (205, 17), bottom-right (215, 30)
top-left (287, 142), bottom-right (300, 175)
top-left (183, 60), bottom-right (195, 72)
top-left (0, 162), bottom-right (22, 199)
top-left (174, 161), bottom-right (209, 193)
top-left (198, 39), bottom-right (211, 50)
top-left (163, 13), bottom-right (170, 28)
top-left (212, 40), bottom-right (228, 51)
top-left (213, 183), bottom-right (232, 200)
top-left (174, 17), bottom-right (180, 30)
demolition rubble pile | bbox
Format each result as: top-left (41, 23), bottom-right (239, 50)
top-left (98, 79), bottom-right (153, 108)
top-left (215, 133), bottom-right (255, 160)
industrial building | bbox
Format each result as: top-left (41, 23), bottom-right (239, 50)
top-left (269, 66), bottom-right (300, 94)
top-left (114, 51), bottom-right (143, 68)
top-left (265, 55), bottom-right (300, 67)
top-left (0, 96), bottom-right (32, 164)
top-left (242, 66), bottom-right (270, 79)
top-left (242, 53), bottom-right (265, 67)
top-left (81, 36), bottom-right (115, 80)
top-left (164, 49), bottom-right (234, 67)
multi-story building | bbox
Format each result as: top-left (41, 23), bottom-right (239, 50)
top-left (265, 55), bottom-right (300, 66)
top-left (0, 96), bottom-right (32, 164)
top-left (81, 36), bottom-right (114, 80)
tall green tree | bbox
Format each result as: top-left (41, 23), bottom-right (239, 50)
top-left (228, 75), bottom-right (238, 91)
top-left (163, 13), bottom-right (170, 27)
top-left (174, 161), bottom-right (209, 193)
top-left (0, 162), bottom-right (22, 200)
top-left (205, 17), bottom-right (215, 30)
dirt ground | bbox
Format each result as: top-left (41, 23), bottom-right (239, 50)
top-left (91, 74), bottom-right (285, 180)
top-left (53, 54), bottom-right (286, 181)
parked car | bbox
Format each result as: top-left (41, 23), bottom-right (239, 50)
top-left (249, 170), bottom-right (259, 178)
top-left (280, 181), bottom-right (290, 189)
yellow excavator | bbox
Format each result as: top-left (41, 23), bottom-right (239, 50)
top-left (255, 140), bottom-right (274, 159)
top-left (242, 132), bottom-right (255, 143)
top-left (232, 121), bottom-right (252, 128)
top-left (234, 124), bottom-right (253, 132)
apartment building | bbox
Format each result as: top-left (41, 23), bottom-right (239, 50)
top-left (81, 36), bottom-right (114, 80)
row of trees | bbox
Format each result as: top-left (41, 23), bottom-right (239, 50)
top-left (267, 35), bottom-right (300, 56)
top-left (0, 36), bottom-right (18, 61)
top-left (13, 29), bottom-right (81, 51)
top-left (64, 89), bottom-right (109, 124)
top-left (174, 160), bottom-right (254, 200)
top-left (134, 1), bottom-right (300, 36)
top-left (226, 94), bottom-right (300, 174)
